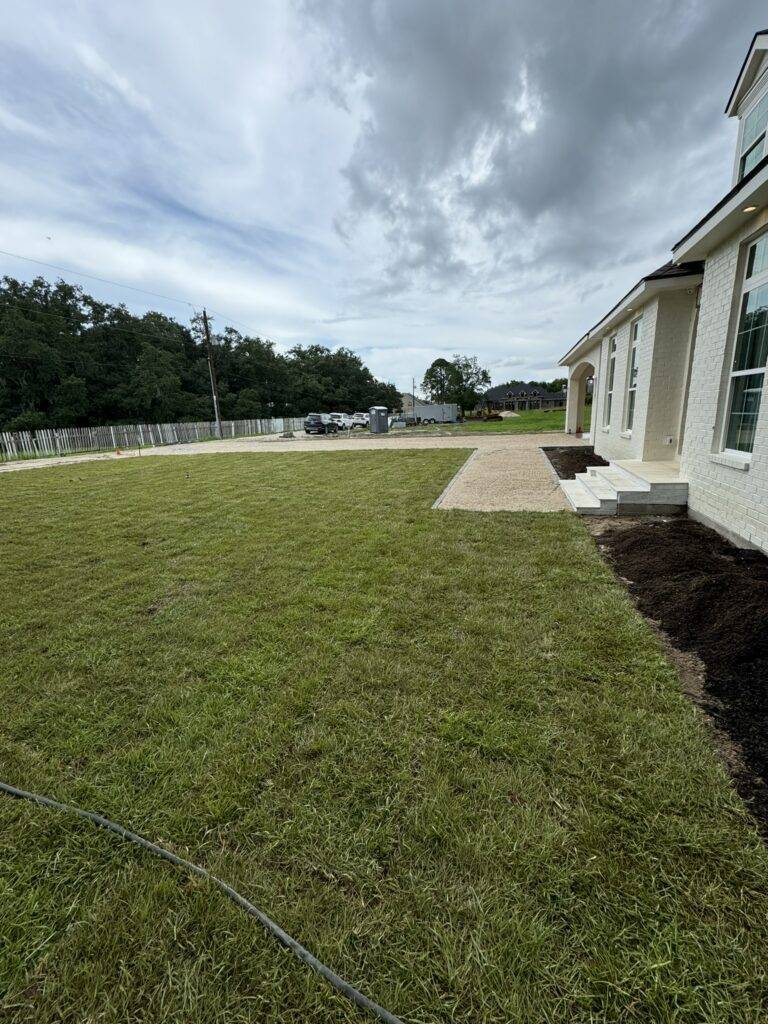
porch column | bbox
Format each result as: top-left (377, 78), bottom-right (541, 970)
top-left (565, 371), bottom-right (580, 434)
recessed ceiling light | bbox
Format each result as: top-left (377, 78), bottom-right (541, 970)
top-left (743, 205), bottom-right (758, 212)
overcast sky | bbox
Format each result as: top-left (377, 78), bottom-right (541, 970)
top-left (1, 1), bottom-right (765, 393)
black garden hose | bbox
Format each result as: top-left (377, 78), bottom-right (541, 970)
top-left (0, 780), bottom-right (404, 1024)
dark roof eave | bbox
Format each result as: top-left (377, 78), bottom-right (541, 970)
top-left (672, 152), bottom-right (768, 252)
top-left (558, 260), bottom-right (703, 366)
top-left (565, 260), bottom-right (703, 359)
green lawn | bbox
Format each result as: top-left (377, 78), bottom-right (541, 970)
top-left (401, 406), bottom-right (590, 435)
top-left (1, 450), bottom-right (766, 1023)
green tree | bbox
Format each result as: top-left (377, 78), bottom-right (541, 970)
top-left (422, 358), bottom-right (460, 404)
top-left (52, 376), bottom-right (88, 425)
top-left (422, 355), bottom-right (491, 413)
top-left (0, 275), bottom-right (400, 428)
top-left (450, 354), bottom-right (491, 413)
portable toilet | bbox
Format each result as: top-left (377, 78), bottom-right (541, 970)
top-left (369, 406), bottom-right (389, 433)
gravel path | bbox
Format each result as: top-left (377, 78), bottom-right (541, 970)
top-left (0, 431), bottom-right (586, 512)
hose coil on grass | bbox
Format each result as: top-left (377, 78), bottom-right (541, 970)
top-left (0, 780), bottom-right (404, 1024)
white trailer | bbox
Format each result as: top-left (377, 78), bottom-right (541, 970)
top-left (413, 402), bottom-right (459, 423)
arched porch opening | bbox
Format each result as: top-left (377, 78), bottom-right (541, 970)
top-left (565, 360), bottom-right (596, 436)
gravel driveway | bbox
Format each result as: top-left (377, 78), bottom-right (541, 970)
top-left (0, 431), bottom-right (586, 512)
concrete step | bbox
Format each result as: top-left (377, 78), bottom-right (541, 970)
top-left (561, 459), bottom-right (688, 517)
top-left (587, 465), bottom-right (650, 493)
top-left (561, 477), bottom-right (602, 514)
top-left (575, 472), bottom-right (618, 513)
top-left (613, 460), bottom-right (688, 504)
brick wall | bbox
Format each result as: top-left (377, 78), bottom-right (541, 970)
top-left (680, 211), bottom-right (768, 553)
top-left (643, 290), bottom-right (698, 461)
top-left (589, 299), bottom-right (659, 463)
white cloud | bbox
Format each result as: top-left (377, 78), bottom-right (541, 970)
top-left (0, 0), bottom-right (761, 393)
top-left (0, 102), bottom-right (48, 139)
top-left (74, 42), bottom-right (152, 112)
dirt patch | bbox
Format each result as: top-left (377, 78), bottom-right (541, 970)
top-left (593, 516), bottom-right (768, 830)
top-left (541, 445), bottom-right (609, 480)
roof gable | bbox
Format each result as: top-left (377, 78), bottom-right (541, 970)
top-left (726, 30), bottom-right (768, 116)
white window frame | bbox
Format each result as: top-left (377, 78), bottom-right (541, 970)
top-left (623, 318), bottom-right (642, 433)
top-left (737, 76), bottom-right (768, 182)
top-left (603, 335), bottom-right (617, 428)
top-left (721, 233), bottom-right (768, 457)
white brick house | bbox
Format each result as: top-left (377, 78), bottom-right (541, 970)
top-left (559, 29), bottom-right (768, 553)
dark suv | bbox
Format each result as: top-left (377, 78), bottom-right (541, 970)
top-left (304, 413), bottom-right (338, 435)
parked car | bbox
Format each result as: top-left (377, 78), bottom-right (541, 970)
top-left (329, 413), bottom-right (354, 430)
top-left (351, 412), bottom-right (370, 429)
top-left (388, 415), bottom-right (407, 429)
top-left (304, 413), bottom-right (338, 434)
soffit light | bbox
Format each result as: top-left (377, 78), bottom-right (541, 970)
top-left (743, 205), bottom-right (758, 212)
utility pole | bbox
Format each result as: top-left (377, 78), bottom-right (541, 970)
top-left (412, 376), bottom-right (416, 418)
top-left (202, 308), bottom-right (223, 439)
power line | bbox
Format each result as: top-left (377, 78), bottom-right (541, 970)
top-left (205, 308), bottom-right (254, 334)
top-left (0, 248), bottom-right (195, 309)
top-left (0, 247), bottom-right (265, 338)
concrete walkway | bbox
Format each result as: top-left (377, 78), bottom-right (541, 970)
top-left (0, 431), bottom-right (586, 512)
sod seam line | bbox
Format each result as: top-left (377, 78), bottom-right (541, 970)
top-left (0, 780), bottom-right (404, 1024)
top-left (431, 448), bottom-right (481, 509)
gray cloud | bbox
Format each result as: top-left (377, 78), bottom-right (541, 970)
top-left (0, 0), bottom-right (765, 394)
top-left (299, 0), bottom-right (764, 289)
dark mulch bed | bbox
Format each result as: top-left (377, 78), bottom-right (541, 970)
top-left (542, 445), bottom-right (609, 480)
top-left (596, 517), bottom-right (768, 828)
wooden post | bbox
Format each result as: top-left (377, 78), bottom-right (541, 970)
top-left (202, 309), bottom-right (223, 439)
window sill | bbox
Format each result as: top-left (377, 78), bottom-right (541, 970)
top-left (710, 452), bottom-right (751, 471)
top-left (620, 430), bottom-right (632, 439)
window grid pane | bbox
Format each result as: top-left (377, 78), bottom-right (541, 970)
top-left (626, 389), bottom-right (636, 431)
top-left (733, 283), bottom-right (768, 372)
top-left (725, 372), bottom-right (764, 452)
top-left (743, 93), bottom-right (768, 150)
top-left (747, 236), bottom-right (768, 279)
top-left (629, 347), bottom-right (638, 387)
top-left (741, 136), bottom-right (765, 179)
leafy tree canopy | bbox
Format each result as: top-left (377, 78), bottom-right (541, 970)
top-left (422, 354), bottom-right (491, 412)
top-left (497, 377), bottom-right (567, 392)
top-left (0, 276), bottom-right (400, 429)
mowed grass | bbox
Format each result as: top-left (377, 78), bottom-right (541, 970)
top-left (402, 406), bottom-right (590, 436)
top-left (1, 450), bottom-right (767, 1024)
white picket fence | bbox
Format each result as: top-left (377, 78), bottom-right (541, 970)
top-left (0, 417), bottom-right (307, 462)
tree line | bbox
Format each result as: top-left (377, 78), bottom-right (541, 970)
top-left (497, 377), bottom-right (568, 392)
top-left (420, 357), bottom-right (566, 413)
top-left (0, 276), bottom-right (401, 431)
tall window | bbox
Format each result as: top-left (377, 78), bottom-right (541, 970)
top-left (624, 318), bottom-right (641, 431)
top-left (739, 87), bottom-right (768, 180)
top-left (603, 335), bottom-right (617, 426)
top-left (723, 234), bottom-right (768, 453)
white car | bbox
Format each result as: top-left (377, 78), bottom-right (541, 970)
top-left (351, 412), bottom-right (370, 429)
top-left (329, 413), bottom-right (354, 430)
top-left (388, 415), bottom-right (407, 429)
